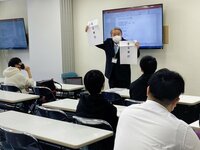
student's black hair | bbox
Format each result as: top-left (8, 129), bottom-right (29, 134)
top-left (84, 70), bottom-right (105, 95)
top-left (148, 68), bottom-right (185, 103)
top-left (8, 57), bottom-right (22, 67)
top-left (140, 56), bottom-right (157, 74)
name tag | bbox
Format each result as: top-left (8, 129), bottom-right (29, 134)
top-left (112, 58), bottom-right (117, 64)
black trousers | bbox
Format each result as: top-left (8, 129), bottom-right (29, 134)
top-left (108, 65), bottom-right (130, 89)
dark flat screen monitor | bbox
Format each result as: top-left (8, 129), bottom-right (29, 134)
top-left (103, 4), bottom-right (163, 49)
top-left (0, 18), bottom-right (28, 50)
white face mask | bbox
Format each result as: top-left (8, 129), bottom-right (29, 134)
top-left (112, 35), bottom-right (122, 44)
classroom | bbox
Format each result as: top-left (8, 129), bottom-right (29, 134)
top-left (0, 0), bottom-right (200, 150)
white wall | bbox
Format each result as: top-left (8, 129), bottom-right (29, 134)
top-left (0, 0), bottom-right (29, 77)
top-left (27, 0), bottom-right (63, 82)
top-left (73, 0), bottom-right (200, 95)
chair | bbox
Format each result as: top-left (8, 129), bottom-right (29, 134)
top-left (73, 116), bottom-right (114, 150)
top-left (63, 77), bottom-right (83, 85)
top-left (102, 92), bottom-right (124, 105)
top-left (61, 72), bottom-right (78, 81)
top-left (32, 86), bottom-right (56, 104)
top-left (31, 86), bottom-right (57, 113)
top-left (61, 72), bottom-right (83, 85)
top-left (0, 84), bottom-right (24, 112)
top-left (0, 103), bottom-right (18, 112)
top-left (124, 99), bottom-right (145, 106)
top-left (34, 106), bottom-right (72, 122)
top-left (0, 127), bottom-right (43, 150)
top-left (73, 116), bottom-right (113, 131)
top-left (1, 84), bottom-right (22, 93)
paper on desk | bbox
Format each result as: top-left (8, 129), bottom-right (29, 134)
top-left (87, 19), bottom-right (102, 46)
top-left (119, 41), bottom-right (138, 65)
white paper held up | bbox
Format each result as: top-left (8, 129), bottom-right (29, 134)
top-left (119, 41), bottom-right (138, 65)
top-left (87, 19), bottom-right (103, 46)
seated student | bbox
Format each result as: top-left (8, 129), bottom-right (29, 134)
top-left (3, 57), bottom-right (34, 93)
top-left (129, 56), bottom-right (157, 101)
top-left (114, 69), bottom-right (200, 150)
top-left (76, 69), bottom-right (118, 131)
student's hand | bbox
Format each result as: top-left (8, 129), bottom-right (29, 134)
top-left (85, 25), bottom-right (89, 32)
top-left (25, 66), bottom-right (32, 78)
top-left (25, 66), bottom-right (31, 72)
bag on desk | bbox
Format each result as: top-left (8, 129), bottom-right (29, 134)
top-left (36, 79), bottom-right (56, 94)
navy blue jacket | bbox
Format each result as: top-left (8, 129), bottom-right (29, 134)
top-left (76, 93), bottom-right (118, 131)
top-left (129, 74), bottom-right (152, 101)
top-left (96, 38), bottom-right (140, 79)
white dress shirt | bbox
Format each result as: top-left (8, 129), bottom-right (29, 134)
top-left (114, 100), bottom-right (200, 150)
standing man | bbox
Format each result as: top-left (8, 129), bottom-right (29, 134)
top-left (86, 27), bottom-right (140, 88)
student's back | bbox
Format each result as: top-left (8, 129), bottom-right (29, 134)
top-left (129, 56), bottom-right (157, 101)
top-left (115, 69), bottom-right (200, 150)
top-left (130, 74), bottom-right (152, 101)
top-left (76, 70), bottom-right (118, 150)
top-left (3, 57), bottom-right (34, 93)
top-left (76, 92), bottom-right (118, 131)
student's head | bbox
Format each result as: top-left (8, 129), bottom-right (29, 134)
top-left (110, 27), bottom-right (122, 44)
top-left (8, 57), bottom-right (25, 70)
top-left (147, 68), bottom-right (185, 112)
top-left (84, 70), bottom-right (105, 95)
top-left (140, 56), bottom-right (157, 74)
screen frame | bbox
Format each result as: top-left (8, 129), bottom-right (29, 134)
top-left (102, 4), bottom-right (163, 49)
top-left (0, 18), bottom-right (28, 50)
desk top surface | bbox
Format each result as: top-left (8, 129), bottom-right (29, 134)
top-left (105, 88), bottom-right (200, 105)
top-left (178, 95), bottom-right (200, 105)
top-left (0, 111), bottom-right (113, 149)
top-left (190, 121), bottom-right (200, 130)
top-left (42, 98), bottom-right (126, 117)
top-left (55, 84), bottom-right (84, 91)
top-left (104, 88), bottom-right (130, 98)
top-left (0, 90), bottom-right (39, 103)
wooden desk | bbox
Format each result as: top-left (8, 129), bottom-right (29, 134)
top-left (0, 111), bottom-right (113, 149)
top-left (42, 98), bottom-right (126, 117)
top-left (0, 90), bottom-right (39, 103)
top-left (55, 84), bottom-right (84, 92)
top-left (104, 88), bottom-right (130, 98)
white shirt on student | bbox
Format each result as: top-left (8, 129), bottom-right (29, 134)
top-left (114, 100), bottom-right (200, 150)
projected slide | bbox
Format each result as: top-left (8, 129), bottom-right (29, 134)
top-left (103, 4), bottom-right (163, 49)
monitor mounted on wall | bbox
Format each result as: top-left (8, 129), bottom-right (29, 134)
top-left (0, 18), bottom-right (28, 50)
top-left (103, 4), bottom-right (163, 49)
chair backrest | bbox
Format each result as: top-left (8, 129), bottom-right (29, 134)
top-left (124, 99), bottom-right (145, 106)
top-left (63, 77), bottom-right (83, 85)
top-left (34, 106), bottom-right (72, 122)
top-left (61, 72), bottom-right (78, 80)
top-left (102, 92), bottom-right (124, 105)
top-left (1, 84), bottom-right (22, 93)
top-left (0, 103), bottom-right (17, 112)
top-left (32, 86), bottom-right (56, 104)
top-left (36, 79), bottom-right (56, 92)
top-left (73, 116), bottom-right (113, 131)
top-left (73, 116), bottom-right (114, 150)
top-left (0, 127), bottom-right (43, 150)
